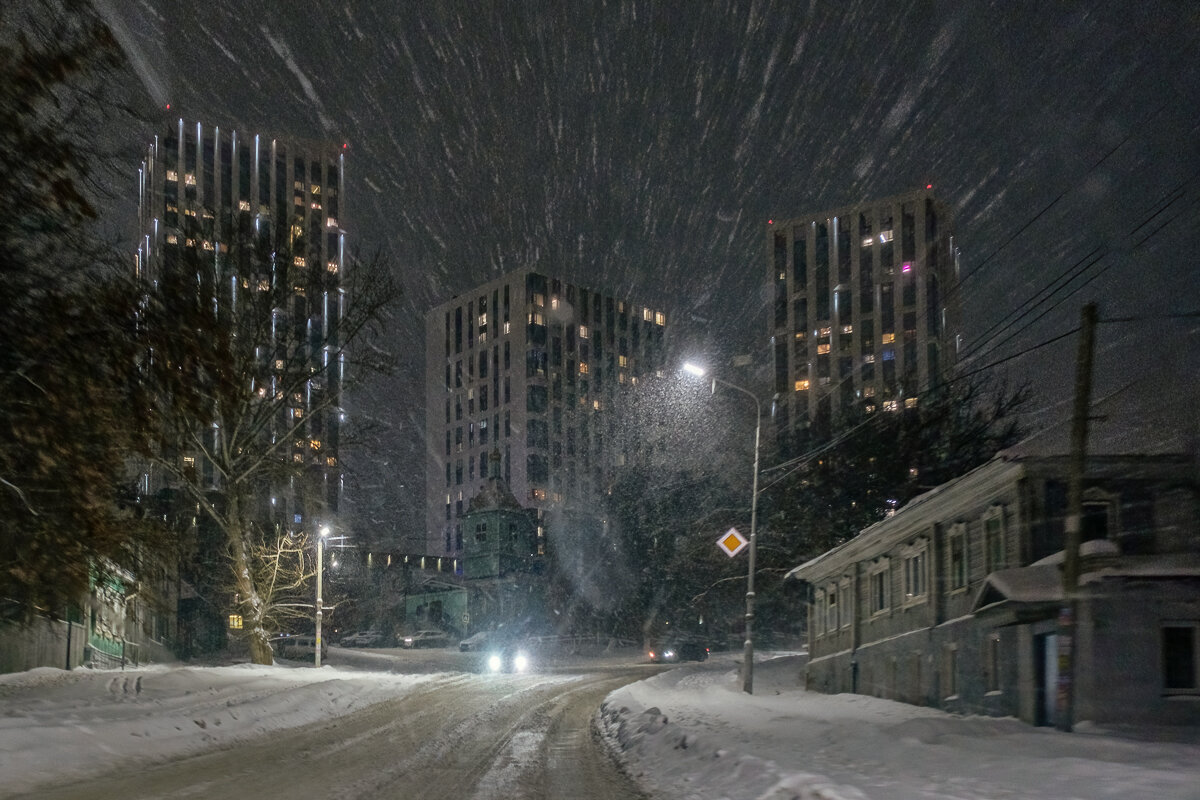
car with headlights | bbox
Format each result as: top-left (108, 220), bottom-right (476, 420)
top-left (401, 629), bottom-right (450, 649)
top-left (484, 641), bottom-right (532, 673)
top-left (648, 635), bottom-right (709, 663)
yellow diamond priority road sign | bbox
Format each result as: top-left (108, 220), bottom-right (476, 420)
top-left (717, 527), bottom-right (749, 558)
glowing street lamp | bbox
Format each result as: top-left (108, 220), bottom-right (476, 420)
top-left (682, 362), bottom-right (763, 694)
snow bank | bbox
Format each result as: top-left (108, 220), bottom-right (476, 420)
top-left (0, 662), bottom-right (439, 796)
top-left (599, 656), bottom-right (867, 800)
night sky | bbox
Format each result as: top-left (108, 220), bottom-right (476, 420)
top-left (103, 1), bottom-right (1200, 547)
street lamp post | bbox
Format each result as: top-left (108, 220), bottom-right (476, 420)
top-left (316, 525), bottom-right (329, 668)
top-left (683, 362), bottom-right (763, 694)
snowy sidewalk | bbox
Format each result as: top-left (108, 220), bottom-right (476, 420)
top-left (599, 653), bottom-right (1200, 800)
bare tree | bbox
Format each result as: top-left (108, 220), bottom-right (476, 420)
top-left (138, 237), bottom-right (399, 663)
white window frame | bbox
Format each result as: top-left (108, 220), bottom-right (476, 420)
top-left (984, 504), bottom-right (1006, 573)
top-left (947, 522), bottom-right (968, 592)
top-left (868, 558), bottom-right (890, 616)
top-left (901, 539), bottom-right (928, 605)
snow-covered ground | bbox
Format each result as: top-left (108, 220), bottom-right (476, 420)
top-left (3, 653), bottom-right (1199, 799)
top-left (600, 653), bottom-right (1200, 800)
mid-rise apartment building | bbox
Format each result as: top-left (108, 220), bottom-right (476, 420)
top-left (135, 117), bottom-right (347, 534)
top-left (768, 188), bottom-right (961, 451)
top-left (425, 269), bottom-right (669, 561)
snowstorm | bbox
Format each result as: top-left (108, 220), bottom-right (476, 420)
top-left (3, 1), bottom-right (1200, 798)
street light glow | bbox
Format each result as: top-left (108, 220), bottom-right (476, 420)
top-left (680, 360), bottom-right (764, 694)
top-left (319, 525), bottom-right (330, 537)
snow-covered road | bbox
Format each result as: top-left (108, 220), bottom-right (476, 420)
top-left (3, 651), bottom-right (1200, 799)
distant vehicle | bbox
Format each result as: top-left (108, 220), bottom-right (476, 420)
top-left (648, 636), bottom-right (709, 663)
top-left (271, 635), bottom-right (328, 660)
top-left (459, 631), bottom-right (491, 652)
top-left (485, 641), bottom-right (532, 673)
top-left (401, 629), bottom-right (449, 649)
top-left (340, 630), bottom-right (385, 648)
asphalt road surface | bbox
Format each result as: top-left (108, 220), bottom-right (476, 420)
top-left (12, 656), bottom-right (658, 800)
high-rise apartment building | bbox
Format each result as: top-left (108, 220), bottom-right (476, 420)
top-left (425, 269), bottom-right (669, 561)
top-left (768, 188), bottom-right (960, 451)
top-left (135, 117), bottom-right (347, 532)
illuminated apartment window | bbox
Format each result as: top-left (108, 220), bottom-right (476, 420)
top-left (643, 307), bottom-right (652, 321)
top-left (579, 362), bottom-right (589, 375)
top-left (884, 400), bottom-right (899, 412)
top-left (841, 324), bottom-right (853, 334)
top-left (185, 238), bottom-right (196, 247)
top-left (238, 199), bottom-right (251, 211)
top-left (618, 355), bottom-right (628, 367)
top-left (819, 376), bottom-right (831, 385)
top-left (326, 456), bottom-right (337, 467)
top-left (184, 173), bottom-right (196, 186)
top-left (310, 184), bottom-right (321, 195)
top-left (294, 256), bottom-right (307, 267)
top-left (878, 230), bottom-right (894, 243)
top-left (795, 379), bottom-right (810, 391)
top-left (325, 217), bottom-right (338, 228)
top-left (293, 453), bottom-right (304, 463)
top-left (182, 455), bottom-right (196, 469)
top-left (202, 241), bottom-right (215, 251)
top-left (593, 399), bottom-right (602, 410)
top-left (865, 403), bottom-right (876, 413)
top-left (166, 234), bottom-right (179, 245)
top-left (579, 325), bottom-right (589, 339)
top-left (551, 296), bottom-right (559, 309)
top-left (655, 311), bottom-right (666, 325)
top-left (817, 343), bottom-right (831, 355)
top-left (863, 353), bottom-right (876, 364)
top-left (478, 313), bottom-right (487, 327)
top-left (275, 359), bottom-right (285, 370)
top-left (794, 331), bottom-right (806, 341)
top-left (503, 321), bottom-right (511, 335)
top-left (532, 292), bottom-right (545, 307)
top-left (310, 202), bottom-right (321, 210)
top-left (528, 312), bottom-right (545, 326)
top-left (326, 262), bottom-right (339, 274)
top-left (618, 372), bottom-right (627, 384)
top-left (478, 331), bottom-right (487, 344)
top-left (166, 169), bottom-right (178, 182)
top-left (258, 279), bottom-right (270, 290)
top-left (863, 385), bottom-right (876, 397)
top-left (861, 236), bottom-right (874, 247)
top-left (292, 408), bottom-right (304, 419)
top-left (819, 326), bottom-right (832, 337)
top-left (905, 397), bottom-right (918, 409)
top-left (310, 439), bottom-right (321, 450)
top-left (882, 332), bottom-right (896, 344)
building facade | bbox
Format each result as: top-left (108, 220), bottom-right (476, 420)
top-left (768, 188), bottom-right (961, 450)
top-left (787, 453), bottom-right (1200, 727)
top-left (425, 269), bottom-right (669, 561)
top-left (135, 117), bottom-right (347, 551)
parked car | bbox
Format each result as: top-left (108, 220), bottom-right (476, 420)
top-left (459, 631), bottom-right (491, 652)
top-left (401, 629), bottom-right (450, 649)
top-left (340, 630), bottom-right (385, 648)
top-left (648, 635), bottom-right (709, 663)
top-left (271, 635), bottom-right (328, 661)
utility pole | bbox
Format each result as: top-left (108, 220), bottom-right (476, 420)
top-left (1057, 302), bottom-right (1097, 732)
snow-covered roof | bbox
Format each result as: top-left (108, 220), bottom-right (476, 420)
top-left (973, 552), bottom-right (1200, 613)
